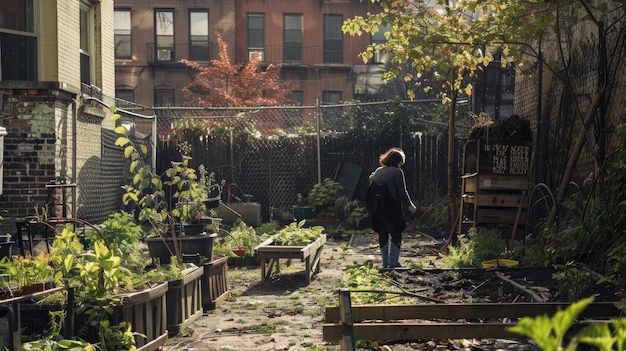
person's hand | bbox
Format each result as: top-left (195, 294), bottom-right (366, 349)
top-left (408, 204), bottom-right (417, 213)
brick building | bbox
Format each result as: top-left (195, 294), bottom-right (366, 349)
top-left (113, 0), bottom-right (382, 107)
top-left (0, 0), bottom-right (117, 223)
top-left (233, 0), bottom-right (381, 105)
top-left (113, 0), bottom-right (235, 107)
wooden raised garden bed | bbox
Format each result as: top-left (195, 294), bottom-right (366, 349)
top-left (323, 289), bottom-right (623, 351)
top-left (1, 286), bottom-right (73, 351)
top-left (166, 265), bottom-right (204, 336)
top-left (111, 282), bottom-right (169, 351)
top-left (201, 256), bottom-right (229, 310)
top-left (254, 234), bottom-right (326, 285)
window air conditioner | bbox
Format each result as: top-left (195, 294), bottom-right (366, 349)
top-left (157, 49), bottom-right (172, 61)
top-left (248, 50), bottom-right (263, 61)
top-left (374, 51), bottom-right (390, 64)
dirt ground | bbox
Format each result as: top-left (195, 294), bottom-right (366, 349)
top-left (160, 230), bottom-right (554, 351)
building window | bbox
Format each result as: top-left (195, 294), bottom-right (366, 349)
top-left (114, 10), bottom-right (131, 59)
top-left (155, 10), bottom-right (174, 62)
top-left (287, 91), bottom-right (303, 105)
top-left (154, 88), bottom-right (174, 106)
top-left (283, 14), bottom-right (302, 62)
top-left (80, 2), bottom-right (93, 85)
top-left (189, 10), bottom-right (209, 61)
top-left (116, 90), bottom-right (134, 103)
top-left (323, 15), bottom-right (343, 64)
top-left (0, 1), bottom-right (37, 80)
top-left (322, 91), bottom-right (342, 105)
top-left (371, 24), bottom-right (390, 64)
top-left (0, 1), bottom-right (37, 81)
top-left (247, 13), bottom-right (264, 61)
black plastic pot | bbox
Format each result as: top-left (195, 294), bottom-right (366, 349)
top-left (146, 233), bottom-right (217, 264)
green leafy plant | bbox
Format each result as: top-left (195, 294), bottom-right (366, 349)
top-left (214, 219), bottom-right (268, 257)
top-left (21, 338), bottom-right (96, 351)
top-left (167, 153), bottom-right (207, 224)
top-left (143, 259), bottom-right (185, 282)
top-left (88, 211), bottom-right (147, 274)
top-left (307, 178), bottom-right (343, 218)
top-left (552, 263), bottom-right (591, 302)
top-left (4, 252), bottom-right (54, 288)
top-left (440, 227), bottom-right (508, 268)
top-left (507, 296), bottom-right (626, 351)
top-left (344, 261), bottom-right (412, 305)
top-left (606, 243), bottom-right (626, 287)
top-left (198, 164), bottom-right (225, 205)
top-left (347, 205), bottom-right (368, 228)
top-left (334, 196), bottom-right (349, 220)
top-left (271, 220), bottom-right (324, 246)
top-left (47, 226), bottom-right (144, 351)
top-left (112, 110), bottom-right (226, 263)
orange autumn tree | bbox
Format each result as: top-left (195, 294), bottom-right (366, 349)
top-left (181, 33), bottom-right (294, 107)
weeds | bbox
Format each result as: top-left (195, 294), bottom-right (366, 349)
top-left (440, 227), bottom-right (509, 268)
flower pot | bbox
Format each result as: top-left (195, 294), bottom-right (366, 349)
top-left (146, 233), bottom-right (217, 264)
top-left (0, 240), bottom-right (13, 260)
top-left (204, 199), bottom-right (220, 209)
top-left (232, 246), bottom-right (246, 257)
top-left (183, 222), bottom-right (205, 236)
top-left (293, 206), bottom-right (313, 221)
top-left (22, 282), bottom-right (46, 295)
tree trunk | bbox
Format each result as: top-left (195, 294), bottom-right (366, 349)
top-left (445, 89), bottom-right (459, 248)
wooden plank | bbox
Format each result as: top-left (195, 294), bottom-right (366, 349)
top-left (339, 290), bottom-right (356, 351)
top-left (463, 173), bottom-right (529, 193)
top-left (323, 322), bottom-right (521, 340)
top-left (475, 208), bottom-right (527, 224)
top-left (301, 235), bottom-right (326, 258)
top-left (463, 194), bottom-right (527, 207)
top-left (322, 321), bottom-right (603, 341)
top-left (324, 302), bottom-right (622, 323)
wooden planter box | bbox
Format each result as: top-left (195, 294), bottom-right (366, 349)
top-left (201, 256), bottom-right (229, 311)
top-left (166, 265), bottom-right (204, 336)
top-left (323, 290), bottom-right (623, 350)
top-left (111, 282), bottom-right (169, 351)
top-left (254, 234), bottom-right (326, 285)
top-left (146, 233), bottom-right (217, 264)
top-left (1, 286), bottom-right (72, 351)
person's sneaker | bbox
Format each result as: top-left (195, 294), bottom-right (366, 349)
top-left (389, 263), bottom-right (409, 270)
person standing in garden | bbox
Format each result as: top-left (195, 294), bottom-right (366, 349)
top-left (365, 147), bottom-right (418, 268)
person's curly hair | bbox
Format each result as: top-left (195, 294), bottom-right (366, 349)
top-left (379, 147), bottom-right (405, 167)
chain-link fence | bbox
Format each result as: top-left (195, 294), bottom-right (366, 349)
top-left (138, 101), bottom-right (470, 223)
top-left (78, 84), bottom-right (472, 224)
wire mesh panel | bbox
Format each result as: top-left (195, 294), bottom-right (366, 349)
top-left (151, 101), bottom-right (458, 222)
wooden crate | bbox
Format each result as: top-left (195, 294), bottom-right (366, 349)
top-left (201, 256), bottom-right (230, 310)
top-left (462, 193), bottom-right (526, 208)
top-left (462, 173), bottom-right (529, 193)
top-left (255, 234), bottom-right (326, 285)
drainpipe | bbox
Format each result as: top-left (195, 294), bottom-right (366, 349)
top-left (72, 99), bottom-right (77, 217)
top-left (316, 98), bottom-right (321, 184)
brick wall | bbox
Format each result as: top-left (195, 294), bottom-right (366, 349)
top-left (0, 87), bottom-right (74, 220)
top-left (56, 0), bottom-right (81, 87)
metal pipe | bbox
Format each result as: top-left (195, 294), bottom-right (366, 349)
top-left (316, 98), bottom-right (321, 184)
